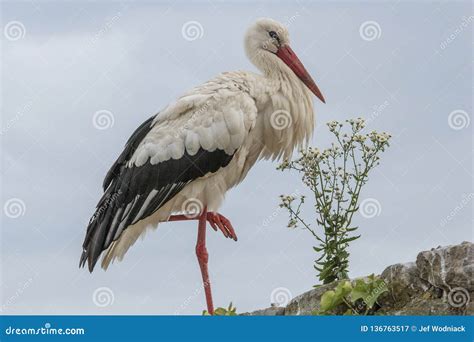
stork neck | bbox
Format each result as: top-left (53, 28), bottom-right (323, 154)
top-left (269, 63), bottom-right (310, 100)
top-left (252, 60), bottom-right (315, 161)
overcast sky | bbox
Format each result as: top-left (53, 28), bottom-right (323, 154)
top-left (1, 0), bottom-right (472, 315)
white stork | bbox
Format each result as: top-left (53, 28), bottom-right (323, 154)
top-left (80, 18), bottom-right (325, 314)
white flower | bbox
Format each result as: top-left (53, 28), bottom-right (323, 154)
top-left (369, 131), bottom-right (391, 144)
top-left (288, 218), bottom-right (298, 228)
top-left (326, 120), bottom-right (340, 132)
top-left (280, 195), bottom-right (296, 207)
top-left (277, 160), bottom-right (291, 170)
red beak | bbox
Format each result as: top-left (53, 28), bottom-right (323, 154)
top-left (276, 45), bottom-right (326, 104)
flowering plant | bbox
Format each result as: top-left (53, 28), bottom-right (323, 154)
top-left (278, 118), bottom-right (391, 284)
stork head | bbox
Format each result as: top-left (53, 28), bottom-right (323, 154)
top-left (245, 18), bottom-right (325, 103)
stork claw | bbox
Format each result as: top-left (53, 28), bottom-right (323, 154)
top-left (206, 212), bottom-right (238, 241)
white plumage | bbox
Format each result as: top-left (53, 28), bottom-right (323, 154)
top-left (80, 18), bottom-right (325, 302)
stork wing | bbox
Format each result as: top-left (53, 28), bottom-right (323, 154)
top-left (80, 86), bottom-right (257, 272)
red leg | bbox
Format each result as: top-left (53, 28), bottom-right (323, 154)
top-left (164, 209), bottom-right (237, 314)
top-left (167, 212), bottom-right (238, 241)
top-left (167, 214), bottom-right (194, 222)
top-left (195, 206), bottom-right (214, 314)
top-left (206, 212), bottom-right (238, 241)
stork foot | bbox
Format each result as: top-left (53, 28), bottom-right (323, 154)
top-left (206, 212), bottom-right (238, 241)
top-left (166, 211), bottom-right (237, 241)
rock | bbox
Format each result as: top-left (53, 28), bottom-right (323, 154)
top-left (379, 262), bottom-right (430, 308)
top-left (378, 292), bottom-right (474, 315)
top-left (416, 241), bottom-right (473, 291)
top-left (244, 242), bottom-right (473, 316)
top-left (242, 306), bottom-right (284, 316)
top-left (284, 284), bottom-right (334, 315)
top-left (380, 297), bottom-right (451, 315)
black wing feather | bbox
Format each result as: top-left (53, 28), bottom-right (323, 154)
top-left (103, 115), bottom-right (155, 191)
top-left (80, 115), bottom-right (234, 272)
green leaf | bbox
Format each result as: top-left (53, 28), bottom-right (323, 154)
top-left (334, 280), bottom-right (352, 299)
top-left (365, 278), bottom-right (388, 308)
top-left (350, 276), bottom-right (388, 309)
top-left (319, 279), bottom-right (355, 313)
top-left (341, 280), bottom-right (353, 294)
top-left (350, 279), bottom-right (369, 303)
top-left (339, 235), bottom-right (361, 244)
top-left (315, 255), bottom-right (326, 263)
top-left (314, 265), bottom-right (324, 272)
top-left (203, 302), bottom-right (238, 316)
top-left (320, 290), bottom-right (336, 312)
top-left (214, 308), bottom-right (226, 315)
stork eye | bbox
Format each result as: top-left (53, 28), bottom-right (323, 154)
top-left (268, 31), bottom-right (278, 39)
top-left (268, 31), bottom-right (281, 46)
